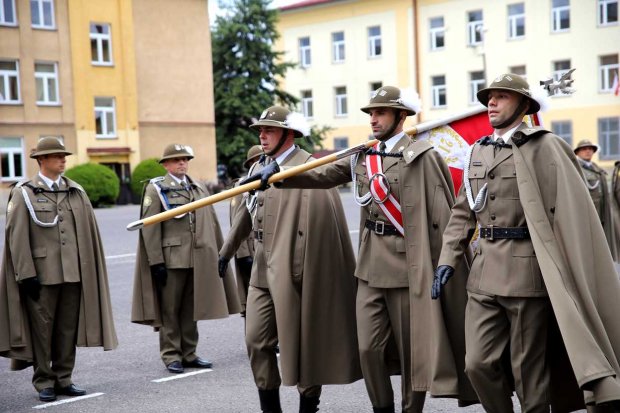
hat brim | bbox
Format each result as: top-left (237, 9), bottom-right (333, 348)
top-left (30, 149), bottom-right (72, 159)
top-left (159, 154), bottom-right (194, 163)
top-left (574, 145), bottom-right (599, 154)
top-left (477, 87), bottom-right (540, 115)
top-left (360, 103), bottom-right (416, 116)
top-left (249, 120), bottom-right (304, 138)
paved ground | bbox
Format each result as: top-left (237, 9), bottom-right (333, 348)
top-left (0, 189), bottom-right (565, 412)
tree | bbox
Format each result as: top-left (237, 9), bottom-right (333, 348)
top-left (212, 0), bottom-right (327, 178)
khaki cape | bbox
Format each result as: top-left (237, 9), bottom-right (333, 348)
top-left (0, 178), bottom-right (118, 369)
top-left (131, 177), bottom-right (240, 327)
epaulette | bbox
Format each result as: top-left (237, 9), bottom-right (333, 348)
top-left (512, 127), bottom-right (550, 147)
top-left (149, 176), bottom-right (165, 184)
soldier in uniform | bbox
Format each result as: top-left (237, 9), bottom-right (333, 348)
top-left (218, 106), bottom-right (361, 413)
top-left (0, 137), bottom-right (118, 402)
top-left (265, 88), bottom-right (475, 413)
top-left (226, 145), bottom-right (263, 319)
top-left (574, 139), bottom-right (618, 260)
top-left (433, 73), bottom-right (620, 411)
top-left (131, 144), bottom-right (240, 374)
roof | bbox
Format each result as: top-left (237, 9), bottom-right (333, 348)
top-left (280, 0), bottom-right (340, 12)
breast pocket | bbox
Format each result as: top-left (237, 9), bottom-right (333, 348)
top-left (468, 166), bottom-right (487, 194)
top-left (499, 165), bottom-right (519, 199)
top-left (32, 202), bottom-right (56, 224)
top-left (162, 237), bottom-right (182, 266)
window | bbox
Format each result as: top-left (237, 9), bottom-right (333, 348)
top-left (552, 0), bottom-right (570, 32)
top-left (332, 31), bottom-right (345, 63)
top-left (551, 121), bottom-right (573, 145)
top-left (301, 90), bottom-right (313, 119)
top-left (370, 81), bottom-right (382, 98)
top-left (0, 137), bottom-right (24, 180)
top-left (599, 54), bottom-right (619, 92)
top-left (429, 17), bottom-right (445, 50)
top-left (509, 65), bottom-right (527, 79)
top-left (90, 23), bottom-right (113, 65)
top-left (599, 0), bottom-right (618, 25)
top-left (368, 26), bottom-right (382, 57)
top-left (31, 0), bottom-right (55, 29)
top-left (467, 10), bottom-right (484, 45)
top-left (335, 86), bottom-right (347, 117)
top-left (431, 75), bottom-right (447, 108)
top-left (508, 3), bottom-right (525, 39)
top-left (0, 0), bottom-right (16, 26)
top-left (0, 60), bottom-right (21, 104)
top-left (469, 71), bottom-right (486, 105)
top-left (333, 137), bottom-right (349, 150)
top-left (553, 60), bottom-right (571, 81)
top-left (35, 62), bottom-right (59, 105)
top-left (299, 37), bottom-right (311, 68)
top-left (94, 97), bottom-right (116, 138)
top-left (599, 117), bottom-right (620, 159)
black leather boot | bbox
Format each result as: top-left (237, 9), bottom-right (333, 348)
top-left (258, 388), bottom-right (282, 413)
top-left (372, 403), bottom-right (395, 413)
top-left (299, 394), bottom-right (320, 413)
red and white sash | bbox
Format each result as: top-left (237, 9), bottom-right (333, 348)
top-left (366, 143), bottom-right (404, 236)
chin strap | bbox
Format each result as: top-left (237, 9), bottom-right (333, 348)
top-left (495, 97), bottom-right (529, 129)
top-left (265, 129), bottom-right (288, 157)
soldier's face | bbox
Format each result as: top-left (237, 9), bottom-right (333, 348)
top-left (369, 108), bottom-right (399, 140)
top-left (576, 147), bottom-right (595, 161)
top-left (259, 127), bottom-right (288, 154)
top-left (163, 157), bottom-right (190, 178)
top-left (487, 90), bottom-right (522, 128)
top-left (39, 154), bottom-right (66, 177)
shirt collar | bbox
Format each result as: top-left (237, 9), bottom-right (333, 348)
top-left (274, 144), bottom-right (296, 165)
top-left (38, 172), bottom-right (61, 189)
top-left (493, 124), bottom-right (520, 143)
top-left (169, 173), bottom-right (186, 185)
top-left (381, 131), bottom-right (406, 153)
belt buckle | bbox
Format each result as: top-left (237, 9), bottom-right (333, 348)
top-left (375, 221), bottom-right (385, 235)
top-left (487, 224), bottom-right (494, 241)
top-left (256, 229), bottom-right (263, 241)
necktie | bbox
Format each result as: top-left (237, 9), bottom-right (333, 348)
top-left (494, 138), bottom-right (504, 157)
top-left (52, 182), bottom-right (59, 191)
top-left (379, 142), bottom-right (386, 153)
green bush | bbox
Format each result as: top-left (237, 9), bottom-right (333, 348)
top-left (131, 158), bottom-right (166, 197)
top-left (65, 163), bottom-right (120, 207)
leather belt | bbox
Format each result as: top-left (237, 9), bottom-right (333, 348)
top-left (479, 226), bottom-right (529, 240)
top-left (253, 229), bottom-right (264, 242)
top-left (364, 219), bottom-right (402, 236)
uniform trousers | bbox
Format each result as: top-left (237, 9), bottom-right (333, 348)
top-left (465, 292), bottom-right (551, 413)
top-left (234, 257), bottom-right (252, 315)
top-left (25, 282), bottom-right (81, 391)
top-left (159, 268), bottom-right (199, 365)
top-left (245, 285), bottom-right (321, 397)
top-left (356, 280), bottom-right (425, 412)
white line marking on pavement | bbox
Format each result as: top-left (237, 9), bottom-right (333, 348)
top-left (32, 392), bottom-right (104, 409)
top-left (105, 253), bottom-right (136, 260)
top-left (152, 369), bottom-right (213, 383)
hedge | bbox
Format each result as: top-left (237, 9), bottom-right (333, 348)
top-left (64, 163), bottom-right (120, 207)
top-left (131, 158), bottom-right (166, 198)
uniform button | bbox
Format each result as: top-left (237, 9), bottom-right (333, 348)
top-left (489, 194), bottom-right (496, 200)
top-left (59, 217), bottom-right (63, 222)
top-left (257, 217), bottom-right (262, 222)
top-left (61, 229), bottom-right (65, 233)
top-left (489, 172), bottom-right (495, 179)
top-left (432, 222), bottom-right (439, 229)
top-left (258, 200), bottom-right (264, 206)
top-left (58, 207), bottom-right (62, 212)
top-left (62, 241), bottom-right (66, 245)
top-left (298, 231), bottom-right (303, 236)
top-left (490, 214), bottom-right (496, 220)
top-left (550, 207), bottom-right (555, 213)
top-left (373, 212), bottom-right (379, 218)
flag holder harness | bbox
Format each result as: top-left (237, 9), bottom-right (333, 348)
top-left (16, 181), bottom-right (76, 228)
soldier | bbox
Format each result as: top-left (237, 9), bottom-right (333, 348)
top-left (0, 137), bottom-right (118, 402)
top-left (574, 139), bottom-right (618, 260)
top-left (227, 145), bottom-right (263, 318)
top-left (433, 73), bottom-right (620, 411)
top-left (131, 143), bottom-right (240, 374)
top-left (218, 106), bottom-right (361, 413)
top-left (263, 88), bottom-right (475, 413)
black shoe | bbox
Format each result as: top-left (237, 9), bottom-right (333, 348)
top-left (166, 360), bottom-right (184, 374)
top-left (56, 383), bottom-right (86, 397)
top-left (39, 387), bottom-right (56, 402)
top-left (299, 394), bottom-right (320, 413)
top-left (182, 357), bottom-right (213, 369)
top-left (372, 404), bottom-right (395, 413)
top-left (258, 388), bottom-right (282, 413)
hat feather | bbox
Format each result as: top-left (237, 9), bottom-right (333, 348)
top-left (286, 111), bottom-right (311, 137)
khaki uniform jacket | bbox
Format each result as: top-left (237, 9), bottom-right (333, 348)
top-left (611, 161), bottom-right (620, 260)
top-left (0, 176), bottom-right (118, 367)
top-left (283, 138), bottom-right (476, 401)
top-left (220, 147), bottom-right (362, 387)
top-left (131, 174), bottom-right (240, 327)
top-left (578, 158), bottom-right (618, 261)
top-left (440, 124), bottom-right (620, 410)
top-left (228, 179), bottom-right (254, 259)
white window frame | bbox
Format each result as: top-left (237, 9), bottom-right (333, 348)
top-left (0, 0), bottom-right (17, 26)
top-left (429, 17), bottom-right (445, 50)
top-left (369, 81), bottom-right (382, 98)
top-left (335, 86), bottom-right (347, 117)
top-left (299, 37), bottom-right (311, 68)
top-left (551, 120), bottom-right (573, 145)
top-left (598, 0), bottom-right (618, 25)
top-left (599, 55), bottom-right (619, 92)
top-left (368, 26), bottom-right (382, 58)
top-left (467, 11), bottom-right (484, 46)
top-left (90, 23), bottom-right (113, 66)
top-left (332, 31), bottom-right (345, 63)
top-left (469, 72), bottom-right (485, 105)
top-left (94, 97), bottom-right (117, 138)
top-left (509, 65), bottom-right (527, 80)
top-left (301, 90), bottom-right (313, 119)
top-left (0, 137), bottom-right (25, 181)
top-left (333, 137), bottom-right (349, 150)
top-left (551, 0), bottom-right (570, 32)
top-left (508, 3), bottom-right (526, 39)
top-left (599, 117), bottom-right (620, 160)
top-left (31, 0), bottom-right (55, 30)
top-left (35, 62), bottom-right (60, 105)
top-left (0, 60), bottom-right (21, 104)
top-left (431, 75), bottom-right (447, 108)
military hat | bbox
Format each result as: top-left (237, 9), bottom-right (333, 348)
top-left (574, 139), bottom-right (599, 154)
top-left (159, 144), bottom-right (194, 163)
top-left (30, 137), bottom-right (72, 158)
top-left (244, 145), bottom-right (263, 168)
top-left (477, 73), bottom-right (540, 115)
top-left (250, 106), bottom-right (309, 138)
top-left (360, 86), bottom-right (420, 116)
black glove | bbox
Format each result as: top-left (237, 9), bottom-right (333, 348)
top-left (236, 256), bottom-right (253, 274)
top-left (431, 265), bottom-right (454, 299)
top-left (218, 256), bottom-right (230, 278)
top-left (150, 264), bottom-right (167, 288)
top-left (239, 162), bottom-right (280, 191)
top-left (20, 276), bottom-right (41, 301)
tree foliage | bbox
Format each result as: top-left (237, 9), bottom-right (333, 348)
top-left (212, 0), bottom-right (328, 178)
top-left (64, 163), bottom-right (119, 207)
top-left (130, 158), bottom-right (166, 198)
